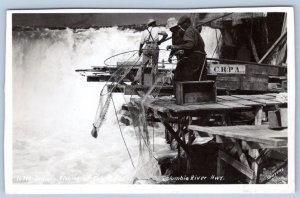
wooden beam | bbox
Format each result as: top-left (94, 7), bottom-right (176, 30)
top-left (249, 35), bottom-right (260, 62)
top-left (219, 150), bottom-right (254, 179)
top-left (241, 141), bottom-right (286, 150)
top-left (275, 13), bottom-right (287, 65)
top-left (259, 31), bottom-right (287, 64)
top-left (160, 119), bottom-right (191, 156)
top-left (281, 13), bottom-right (287, 34)
top-left (231, 139), bottom-right (251, 169)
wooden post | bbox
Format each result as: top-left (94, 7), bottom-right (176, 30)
top-left (186, 129), bottom-right (193, 175)
top-left (216, 135), bottom-right (225, 177)
top-left (249, 149), bottom-right (260, 184)
top-left (255, 106), bottom-right (263, 125)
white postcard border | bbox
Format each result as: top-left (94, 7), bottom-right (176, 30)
top-left (5, 6), bottom-right (295, 194)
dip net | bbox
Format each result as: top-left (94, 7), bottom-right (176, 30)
top-left (92, 49), bottom-right (176, 183)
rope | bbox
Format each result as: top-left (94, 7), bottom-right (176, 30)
top-left (211, 29), bottom-right (221, 58)
top-left (111, 95), bottom-right (135, 169)
top-left (104, 49), bottom-right (177, 67)
top-left (104, 50), bottom-right (139, 66)
top-left (198, 56), bottom-right (207, 81)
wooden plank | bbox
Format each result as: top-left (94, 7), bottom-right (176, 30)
top-left (124, 86), bottom-right (173, 96)
top-left (219, 150), bottom-right (254, 179)
top-left (216, 101), bottom-right (249, 109)
top-left (232, 95), bottom-right (283, 106)
top-left (241, 141), bottom-right (286, 150)
top-left (231, 99), bottom-right (262, 106)
top-left (269, 76), bottom-right (287, 81)
top-left (218, 95), bottom-right (262, 106)
top-left (136, 94), bottom-right (284, 117)
top-left (264, 93), bottom-right (278, 98)
top-left (253, 95), bottom-right (277, 99)
top-left (231, 95), bottom-right (260, 100)
top-left (253, 98), bottom-right (282, 105)
top-left (189, 125), bottom-right (287, 147)
top-left (142, 98), bottom-right (234, 113)
top-left (217, 95), bottom-right (240, 101)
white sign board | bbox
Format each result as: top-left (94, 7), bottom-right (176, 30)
top-left (208, 64), bottom-right (246, 74)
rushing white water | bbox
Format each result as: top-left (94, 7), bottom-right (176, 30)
top-left (12, 26), bottom-right (220, 184)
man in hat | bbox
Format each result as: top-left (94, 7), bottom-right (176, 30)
top-left (133, 19), bottom-right (168, 84)
top-left (167, 15), bottom-right (208, 82)
top-left (166, 17), bottom-right (184, 63)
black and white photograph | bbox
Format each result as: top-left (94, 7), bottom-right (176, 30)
top-left (5, 8), bottom-right (295, 194)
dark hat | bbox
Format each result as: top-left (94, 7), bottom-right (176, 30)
top-left (177, 15), bottom-right (191, 25)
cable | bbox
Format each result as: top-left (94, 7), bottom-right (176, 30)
top-left (111, 95), bottom-right (135, 169)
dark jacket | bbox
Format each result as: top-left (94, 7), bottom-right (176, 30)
top-left (173, 25), bottom-right (208, 82)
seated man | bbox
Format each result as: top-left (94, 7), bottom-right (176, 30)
top-left (133, 19), bottom-right (168, 84)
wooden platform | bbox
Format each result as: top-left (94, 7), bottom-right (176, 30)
top-left (188, 125), bottom-right (287, 147)
top-left (189, 125), bottom-right (287, 183)
top-left (130, 93), bottom-right (288, 182)
top-left (135, 94), bottom-right (286, 117)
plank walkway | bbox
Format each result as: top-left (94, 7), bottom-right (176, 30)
top-left (135, 94), bottom-right (285, 116)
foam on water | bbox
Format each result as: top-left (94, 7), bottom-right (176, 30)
top-left (12, 26), bottom-right (220, 184)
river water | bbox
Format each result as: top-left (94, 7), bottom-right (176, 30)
top-left (12, 26), bottom-right (219, 184)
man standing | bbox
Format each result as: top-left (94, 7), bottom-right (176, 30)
top-left (133, 19), bottom-right (168, 84)
top-left (166, 17), bottom-right (184, 63)
top-left (167, 15), bottom-right (208, 82)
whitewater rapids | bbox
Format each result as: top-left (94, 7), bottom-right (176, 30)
top-left (12, 26), bottom-right (220, 184)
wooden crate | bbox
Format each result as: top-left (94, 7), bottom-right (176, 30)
top-left (216, 74), bottom-right (241, 90)
top-left (240, 75), bottom-right (269, 91)
top-left (208, 63), bottom-right (271, 91)
top-left (175, 81), bottom-right (216, 105)
top-left (246, 64), bottom-right (283, 76)
top-left (268, 108), bottom-right (287, 129)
